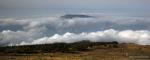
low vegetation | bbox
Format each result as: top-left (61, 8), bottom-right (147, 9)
top-left (1, 41), bottom-right (150, 60)
top-left (0, 40), bottom-right (118, 55)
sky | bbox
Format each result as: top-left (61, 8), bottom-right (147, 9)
top-left (0, 0), bottom-right (150, 46)
top-left (0, 0), bottom-right (150, 9)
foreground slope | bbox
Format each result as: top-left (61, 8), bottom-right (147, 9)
top-left (0, 41), bottom-right (150, 60)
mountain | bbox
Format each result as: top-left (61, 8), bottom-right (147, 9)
top-left (60, 14), bottom-right (94, 19)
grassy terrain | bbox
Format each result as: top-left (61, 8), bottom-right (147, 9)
top-left (0, 44), bottom-right (150, 60)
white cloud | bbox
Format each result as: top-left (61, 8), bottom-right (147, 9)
top-left (1, 29), bottom-right (150, 46)
top-left (0, 14), bottom-right (150, 46)
top-left (20, 29), bottom-right (150, 45)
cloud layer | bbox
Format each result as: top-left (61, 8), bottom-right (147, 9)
top-left (25, 29), bottom-right (150, 45)
top-left (1, 29), bottom-right (150, 46)
top-left (0, 14), bottom-right (150, 46)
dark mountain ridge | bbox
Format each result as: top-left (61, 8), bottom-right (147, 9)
top-left (60, 14), bottom-right (94, 19)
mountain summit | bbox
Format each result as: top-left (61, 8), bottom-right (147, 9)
top-left (60, 14), bottom-right (94, 19)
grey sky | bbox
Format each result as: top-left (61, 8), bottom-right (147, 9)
top-left (0, 0), bottom-right (150, 9)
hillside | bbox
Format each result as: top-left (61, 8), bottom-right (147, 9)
top-left (0, 41), bottom-right (150, 60)
top-left (0, 41), bottom-right (118, 55)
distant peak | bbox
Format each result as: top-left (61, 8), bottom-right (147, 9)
top-left (60, 14), bottom-right (94, 19)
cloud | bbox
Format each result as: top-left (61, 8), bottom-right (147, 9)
top-left (0, 14), bottom-right (150, 46)
top-left (1, 29), bottom-right (150, 46)
top-left (0, 14), bottom-right (150, 32)
top-left (17, 29), bottom-right (150, 45)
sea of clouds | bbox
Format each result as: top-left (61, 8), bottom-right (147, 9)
top-left (0, 14), bottom-right (150, 46)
